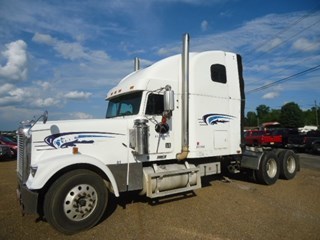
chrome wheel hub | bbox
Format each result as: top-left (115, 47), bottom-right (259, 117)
top-left (286, 156), bottom-right (296, 174)
top-left (266, 158), bottom-right (277, 178)
top-left (63, 184), bottom-right (97, 221)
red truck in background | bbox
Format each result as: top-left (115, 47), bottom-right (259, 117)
top-left (244, 130), bottom-right (282, 147)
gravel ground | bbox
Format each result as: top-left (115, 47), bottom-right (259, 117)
top-left (0, 155), bottom-right (319, 240)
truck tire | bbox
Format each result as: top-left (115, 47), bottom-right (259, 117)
top-left (279, 150), bottom-right (298, 180)
top-left (255, 151), bottom-right (279, 185)
top-left (44, 169), bottom-right (108, 234)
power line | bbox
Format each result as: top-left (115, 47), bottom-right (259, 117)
top-left (246, 64), bottom-right (320, 94)
top-left (243, 2), bottom-right (320, 65)
top-left (246, 5), bottom-right (320, 55)
top-left (247, 54), bottom-right (320, 86)
top-left (245, 16), bottom-right (320, 64)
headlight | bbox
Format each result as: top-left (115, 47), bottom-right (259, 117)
top-left (18, 121), bottom-right (32, 138)
top-left (23, 128), bottom-right (32, 138)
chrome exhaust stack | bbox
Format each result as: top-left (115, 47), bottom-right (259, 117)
top-left (177, 33), bottom-right (190, 160)
top-left (134, 57), bottom-right (140, 71)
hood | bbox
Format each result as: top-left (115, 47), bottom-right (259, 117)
top-left (31, 118), bottom-right (129, 150)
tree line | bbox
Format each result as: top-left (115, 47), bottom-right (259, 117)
top-left (245, 102), bottom-right (320, 128)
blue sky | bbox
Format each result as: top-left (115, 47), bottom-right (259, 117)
top-left (0, 0), bottom-right (319, 130)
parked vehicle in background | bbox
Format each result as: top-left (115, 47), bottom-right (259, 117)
top-left (271, 128), bottom-right (301, 149)
top-left (0, 135), bottom-right (17, 158)
top-left (244, 130), bottom-right (282, 147)
top-left (310, 140), bottom-right (320, 153)
top-left (272, 129), bottom-right (320, 153)
top-left (0, 144), bottom-right (14, 160)
top-left (303, 130), bottom-right (320, 153)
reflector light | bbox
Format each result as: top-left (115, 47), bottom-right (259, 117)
top-left (73, 147), bottom-right (79, 154)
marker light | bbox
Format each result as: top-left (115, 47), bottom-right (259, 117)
top-left (73, 147), bottom-right (79, 155)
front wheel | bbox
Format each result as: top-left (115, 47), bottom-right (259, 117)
top-left (255, 151), bottom-right (279, 185)
top-left (44, 169), bottom-right (108, 234)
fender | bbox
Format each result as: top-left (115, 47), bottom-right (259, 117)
top-left (240, 148), bottom-right (264, 170)
top-left (26, 154), bottom-right (120, 197)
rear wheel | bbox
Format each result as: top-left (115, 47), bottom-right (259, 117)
top-left (255, 151), bottom-right (279, 185)
top-left (44, 169), bottom-right (108, 234)
top-left (279, 150), bottom-right (298, 180)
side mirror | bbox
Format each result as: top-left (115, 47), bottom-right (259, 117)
top-left (164, 87), bottom-right (174, 111)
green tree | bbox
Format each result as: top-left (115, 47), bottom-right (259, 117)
top-left (303, 107), bottom-right (320, 127)
top-left (256, 104), bottom-right (270, 124)
top-left (246, 111), bottom-right (258, 127)
top-left (279, 102), bottom-right (304, 128)
top-left (265, 109), bottom-right (281, 122)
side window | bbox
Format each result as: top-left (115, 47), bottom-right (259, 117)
top-left (210, 64), bottom-right (227, 84)
top-left (146, 94), bottom-right (164, 115)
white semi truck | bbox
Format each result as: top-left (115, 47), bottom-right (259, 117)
top-left (16, 34), bottom-right (299, 234)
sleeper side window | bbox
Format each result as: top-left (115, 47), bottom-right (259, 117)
top-left (211, 64), bottom-right (227, 84)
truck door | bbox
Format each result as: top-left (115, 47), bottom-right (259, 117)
top-left (145, 93), bottom-right (173, 154)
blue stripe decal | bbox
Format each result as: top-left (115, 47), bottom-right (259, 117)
top-left (202, 114), bottom-right (235, 125)
top-left (44, 131), bottom-right (124, 149)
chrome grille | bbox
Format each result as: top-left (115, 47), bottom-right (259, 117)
top-left (17, 132), bottom-right (31, 183)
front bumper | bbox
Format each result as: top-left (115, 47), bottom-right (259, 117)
top-left (16, 179), bottom-right (39, 214)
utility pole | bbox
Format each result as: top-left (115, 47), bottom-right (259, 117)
top-left (315, 100), bottom-right (319, 129)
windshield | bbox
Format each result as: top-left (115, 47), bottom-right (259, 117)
top-left (106, 91), bottom-right (142, 118)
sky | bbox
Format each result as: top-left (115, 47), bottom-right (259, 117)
top-left (0, 0), bottom-right (319, 130)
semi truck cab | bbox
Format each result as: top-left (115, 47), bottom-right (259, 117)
top-left (16, 34), bottom-right (298, 234)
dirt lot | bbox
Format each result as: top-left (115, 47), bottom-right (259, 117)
top-left (1, 155), bottom-right (320, 240)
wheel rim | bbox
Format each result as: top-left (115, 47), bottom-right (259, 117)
top-left (266, 158), bottom-right (277, 178)
top-left (63, 184), bottom-right (98, 221)
top-left (286, 156), bottom-right (296, 174)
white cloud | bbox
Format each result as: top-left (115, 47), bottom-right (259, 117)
top-left (0, 83), bottom-right (61, 109)
top-left (156, 14), bottom-right (289, 56)
top-left (157, 46), bottom-right (180, 56)
top-left (33, 33), bottom-right (86, 60)
top-left (33, 97), bottom-right (60, 107)
top-left (246, 64), bottom-right (270, 72)
top-left (56, 42), bottom-right (88, 60)
top-left (32, 33), bottom-right (109, 62)
top-left (0, 40), bottom-right (28, 82)
top-left (34, 81), bottom-right (52, 90)
top-left (262, 91), bottom-right (279, 99)
top-left (0, 83), bottom-right (15, 96)
top-left (201, 20), bottom-right (209, 32)
top-left (32, 33), bottom-right (56, 45)
top-left (65, 91), bottom-right (92, 100)
top-left (257, 38), bottom-right (282, 52)
top-left (0, 88), bottom-right (26, 106)
top-left (292, 38), bottom-right (320, 52)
